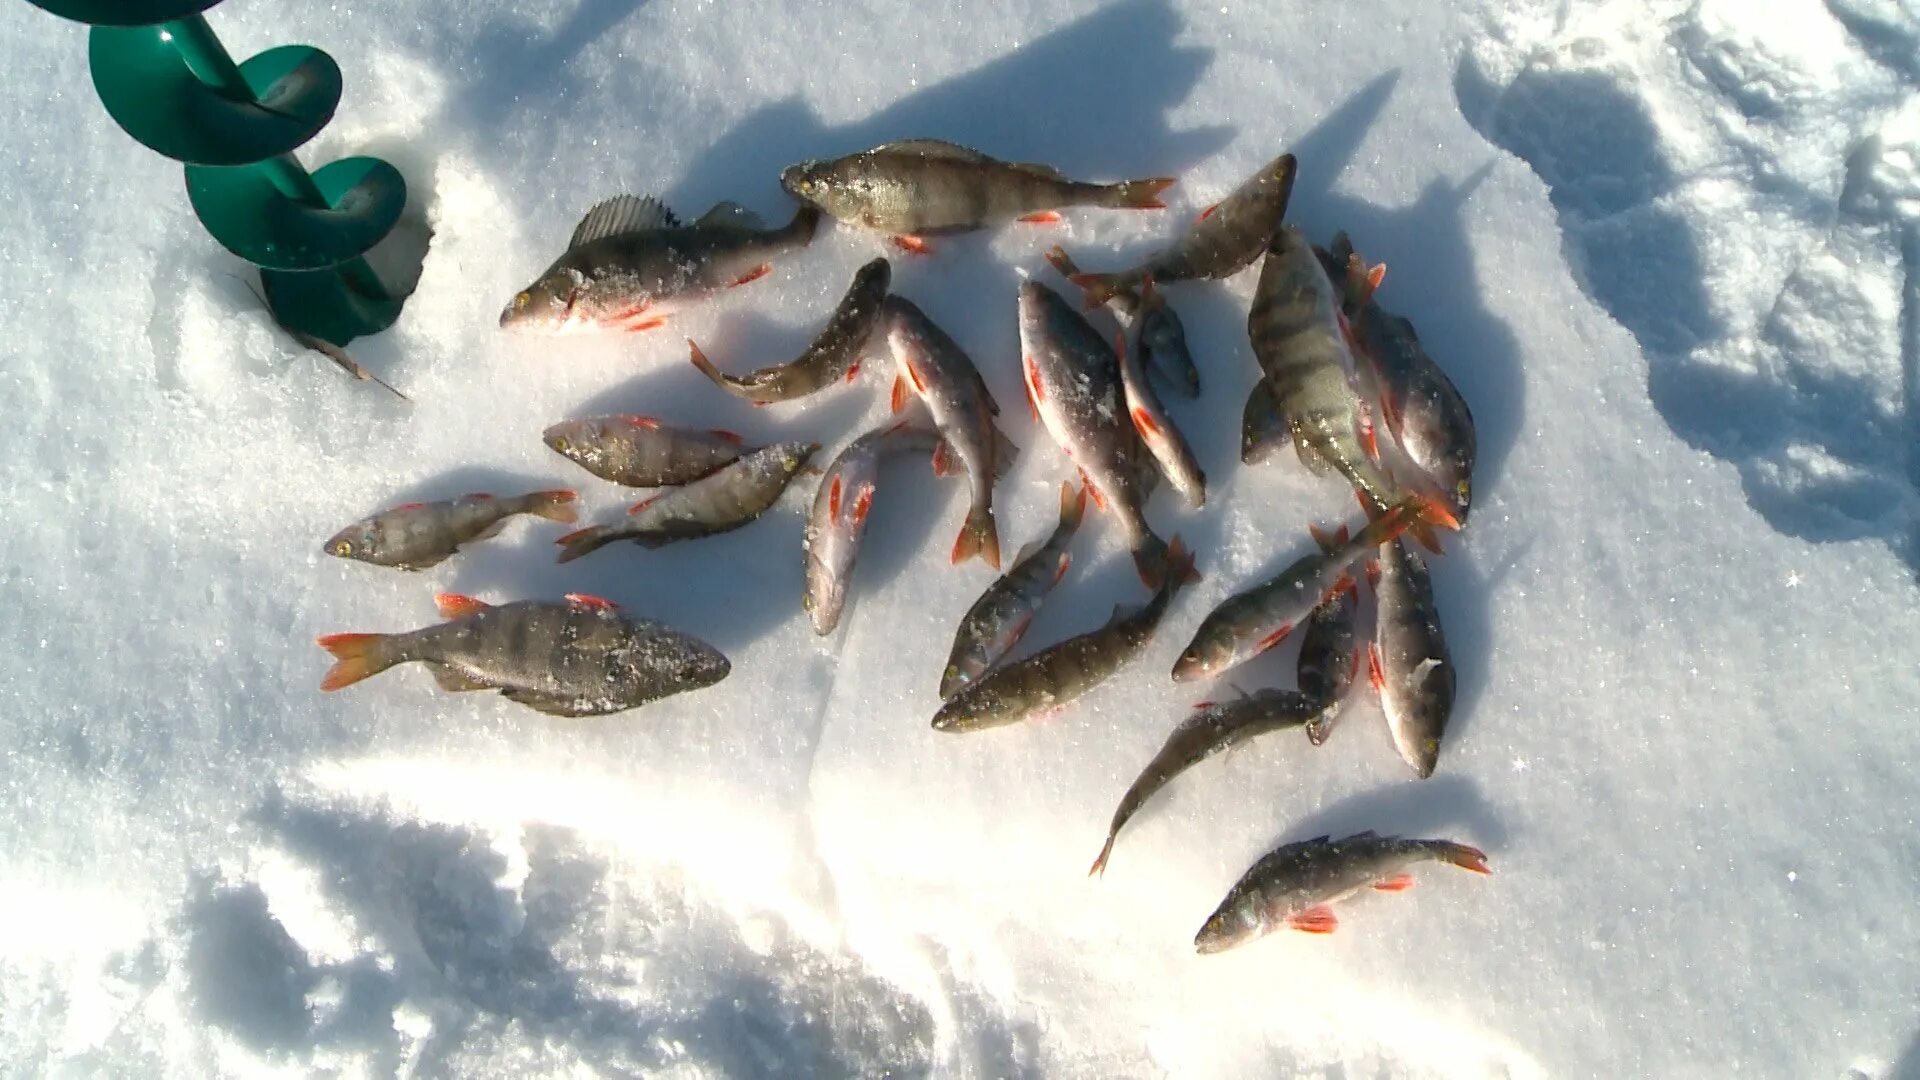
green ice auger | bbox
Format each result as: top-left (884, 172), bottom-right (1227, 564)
top-left (24, 0), bottom-right (410, 346)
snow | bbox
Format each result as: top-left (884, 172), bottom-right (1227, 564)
top-left (3, 0), bottom-right (1919, 1075)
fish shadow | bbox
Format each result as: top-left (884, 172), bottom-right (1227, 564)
top-left (1267, 773), bottom-right (1512, 853)
top-left (664, 0), bottom-right (1233, 218)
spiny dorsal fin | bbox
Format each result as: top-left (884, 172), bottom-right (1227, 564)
top-left (874, 138), bottom-right (992, 163)
top-left (570, 195), bottom-right (677, 249)
top-left (695, 200), bottom-right (766, 231)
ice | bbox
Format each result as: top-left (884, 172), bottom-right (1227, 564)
top-left (2, 0), bottom-right (1919, 1075)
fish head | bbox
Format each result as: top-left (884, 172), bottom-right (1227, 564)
top-left (779, 159), bottom-right (847, 214)
top-left (500, 265), bottom-right (588, 331)
top-left (1171, 626), bottom-right (1238, 682)
top-left (321, 521), bottom-right (377, 563)
top-left (1193, 903), bottom-right (1262, 955)
top-left (671, 639), bottom-right (733, 690)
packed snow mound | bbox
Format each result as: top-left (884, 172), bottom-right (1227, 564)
top-left (2, 0), bottom-right (1918, 1077)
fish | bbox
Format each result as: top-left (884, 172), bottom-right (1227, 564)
top-left (543, 415), bottom-right (752, 487)
top-left (1068, 152), bottom-right (1296, 306)
top-left (1247, 226), bottom-right (1460, 547)
top-left (932, 537), bottom-right (1195, 734)
top-left (687, 257), bottom-right (892, 404)
top-left (939, 482), bottom-right (1086, 698)
top-left (554, 442), bottom-right (818, 563)
top-left (781, 138), bottom-right (1174, 253)
top-left (500, 195), bottom-right (820, 332)
top-left (804, 420), bottom-right (942, 635)
top-left (1018, 280), bottom-right (1171, 585)
top-left (1115, 300), bottom-right (1206, 508)
top-left (1295, 535), bottom-right (1363, 746)
top-left (1172, 503), bottom-right (1417, 683)
top-left (1194, 831), bottom-right (1489, 953)
top-left (1370, 536), bottom-right (1455, 778)
top-left (1325, 235), bottom-right (1476, 525)
top-left (1045, 245), bottom-right (1199, 398)
top-left (1088, 688), bottom-right (1323, 877)
top-left (881, 296), bottom-right (1018, 568)
top-left (323, 490), bottom-right (577, 570)
top-left (316, 592), bottom-right (731, 716)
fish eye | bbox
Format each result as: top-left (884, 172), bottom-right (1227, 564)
top-left (1456, 480), bottom-right (1471, 502)
top-left (514, 292), bottom-right (529, 310)
top-left (552, 436), bottom-right (570, 452)
top-left (331, 540), bottom-right (353, 556)
top-left (802, 594), bottom-right (813, 610)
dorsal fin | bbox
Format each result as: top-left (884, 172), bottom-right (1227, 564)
top-left (569, 195), bottom-right (677, 249)
top-left (1010, 160), bottom-right (1068, 181)
top-left (874, 138), bottom-right (993, 163)
top-left (695, 200), bottom-right (766, 231)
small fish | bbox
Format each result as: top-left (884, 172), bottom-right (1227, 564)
top-left (1046, 245), bottom-right (1199, 398)
top-left (1116, 306), bottom-right (1205, 508)
top-left (1172, 504), bottom-right (1417, 683)
top-left (933, 538), bottom-right (1195, 733)
top-left (804, 421), bottom-right (942, 635)
top-left (1194, 831), bottom-right (1489, 953)
top-left (1248, 227), bottom-right (1459, 546)
top-left (882, 297), bottom-right (1018, 569)
top-left (323, 491), bottom-right (577, 570)
top-left (688, 257), bottom-right (892, 404)
top-left (1019, 280), bottom-right (1170, 584)
top-left (781, 138), bottom-right (1174, 253)
top-left (1331, 239), bottom-right (1476, 525)
top-left (1370, 536), bottom-right (1455, 778)
top-left (940, 482), bottom-right (1086, 698)
top-left (501, 195), bottom-right (819, 332)
top-left (317, 593), bottom-right (731, 716)
top-left (1069, 152), bottom-right (1297, 306)
top-left (543, 415), bottom-right (752, 488)
top-left (1295, 536), bottom-right (1363, 746)
top-left (1089, 689), bottom-right (1323, 876)
top-left (555, 442), bottom-right (818, 563)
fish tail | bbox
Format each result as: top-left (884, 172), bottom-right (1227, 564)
top-left (554, 525), bottom-right (616, 564)
top-left (1058, 481), bottom-right (1087, 532)
top-left (527, 490), bottom-right (579, 524)
top-left (1428, 841), bottom-right (1491, 875)
top-left (1088, 833), bottom-right (1119, 877)
top-left (686, 338), bottom-right (742, 392)
top-left (316, 632), bottom-right (397, 691)
top-left (1132, 532), bottom-right (1198, 590)
top-left (1105, 175), bottom-right (1177, 210)
top-left (785, 204), bottom-right (823, 245)
top-left (951, 502), bottom-right (1002, 570)
top-left (1068, 272), bottom-right (1126, 308)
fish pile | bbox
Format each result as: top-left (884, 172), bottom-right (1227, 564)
top-left (312, 137), bottom-right (1491, 952)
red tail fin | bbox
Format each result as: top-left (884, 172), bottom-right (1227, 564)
top-left (1068, 272), bottom-right (1124, 308)
top-left (1088, 834), bottom-right (1119, 877)
top-left (1432, 842), bottom-right (1491, 875)
top-left (316, 632), bottom-right (392, 691)
top-left (950, 504), bottom-right (1001, 570)
top-left (687, 339), bottom-right (734, 389)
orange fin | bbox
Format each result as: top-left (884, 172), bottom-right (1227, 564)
top-left (708, 428), bottom-right (745, 446)
top-left (1019, 210), bottom-right (1063, 224)
top-left (1116, 176), bottom-right (1177, 210)
top-left (828, 475), bottom-right (843, 518)
top-left (1130, 406), bottom-right (1162, 438)
top-left (1051, 551), bottom-right (1072, 587)
top-left (844, 360), bottom-right (861, 383)
top-left (624, 415), bottom-right (661, 429)
top-left (891, 235), bottom-right (931, 255)
top-left (850, 488), bottom-right (873, 524)
top-left (1196, 202), bottom-right (1218, 222)
top-left (1286, 906), bottom-right (1339, 934)
top-left (1255, 623), bottom-right (1293, 653)
top-left (391, 501), bottom-right (428, 512)
top-left (1368, 643), bottom-right (1385, 690)
top-left (931, 440), bottom-right (956, 478)
top-left (1081, 471), bottom-right (1107, 511)
top-left (1373, 873), bottom-right (1416, 893)
top-left (316, 632), bottom-right (387, 691)
top-left (1437, 843), bottom-right (1492, 875)
top-left (730, 263), bottom-right (771, 287)
top-left (890, 375), bottom-right (910, 414)
top-left (1308, 524), bottom-right (1338, 552)
top-left (435, 593), bottom-right (490, 619)
top-left (529, 490), bottom-right (579, 523)
top-left (628, 493), bottom-right (664, 515)
top-left (905, 359), bottom-right (928, 394)
top-left (565, 592), bottom-right (619, 610)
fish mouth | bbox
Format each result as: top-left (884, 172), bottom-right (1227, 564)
top-left (778, 163), bottom-right (814, 197)
top-left (1170, 654), bottom-right (1209, 682)
top-left (1192, 920), bottom-right (1244, 955)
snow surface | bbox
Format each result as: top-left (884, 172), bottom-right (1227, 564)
top-left (3, 0), bottom-right (1919, 1075)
